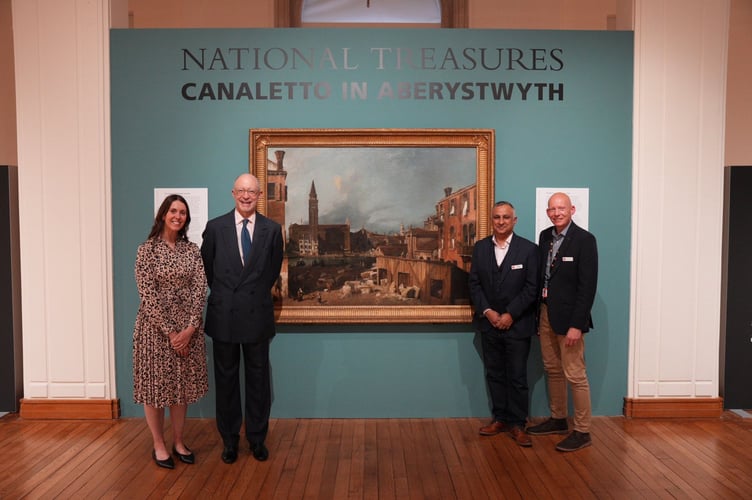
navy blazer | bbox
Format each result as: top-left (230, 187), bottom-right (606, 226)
top-left (201, 210), bottom-right (284, 344)
top-left (538, 221), bottom-right (598, 335)
top-left (468, 233), bottom-right (540, 339)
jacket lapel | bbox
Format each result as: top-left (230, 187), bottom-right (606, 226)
top-left (500, 237), bottom-right (520, 281)
top-left (248, 219), bottom-right (267, 265)
top-left (549, 223), bottom-right (577, 278)
top-left (221, 216), bottom-right (244, 271)
top-left (484, 237), bottom-right (497, 270)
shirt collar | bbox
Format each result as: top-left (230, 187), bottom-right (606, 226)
top-left (552, 222), bottom-right (572, 239)
top-left (235, 210), bottom-right (256, 226)
top-left (493, 233), bottom-right (513, 249)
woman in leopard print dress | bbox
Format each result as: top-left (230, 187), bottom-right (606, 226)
top-left (133, 194), bottom-right (208, 469)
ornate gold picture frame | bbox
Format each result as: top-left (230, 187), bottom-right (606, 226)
top-left (250, 128), bottom-right (495, 324)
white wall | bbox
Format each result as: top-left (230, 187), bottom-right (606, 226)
top-left (469, 0), bottom-right (618, 29)
top-left (0, 0), bottom-right (16, 167)
top-left (12, 0), bottom-right (115, 400)
top-left (725, 0), bottom-right (752, 166)
top-left (128, 0), bottom-right (273, 27)
top-left (629, 0), bottom-right (728, 399)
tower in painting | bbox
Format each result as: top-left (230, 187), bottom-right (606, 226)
top-left (309, 180), bottom-right (319, 240)
top-left (267, 150), bottom-right (288, 240)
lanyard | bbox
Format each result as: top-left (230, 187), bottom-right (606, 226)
top-left (548, 238), bottom-right (559, 271)
top-left (544, 234), bottom-right (563, 289)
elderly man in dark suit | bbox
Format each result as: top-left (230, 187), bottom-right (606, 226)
top-left (201, 173), bottom-right (284, 464)
top-left (469, 201), bottom-right (540, 447)
top-left (526, 192), bottom-right (598, 452)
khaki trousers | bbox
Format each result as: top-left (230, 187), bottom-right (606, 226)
top-left (538, 304), bottom-right (591, 433)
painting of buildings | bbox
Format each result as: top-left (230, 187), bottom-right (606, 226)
top-left (264, 146), bottom-right (478, 308)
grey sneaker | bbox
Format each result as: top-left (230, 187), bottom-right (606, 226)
top-left (526, 418), bottom-right (568, 435)
top-left (555, 431), bottom-right (592, 452)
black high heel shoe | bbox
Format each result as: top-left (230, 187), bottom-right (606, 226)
top-left (173, 445), bottom-right (195, 464)
top-left (152, 449), bottom-right (175, 469)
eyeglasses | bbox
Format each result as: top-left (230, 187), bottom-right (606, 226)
top-left (234, 189), bottom-right (259, 197)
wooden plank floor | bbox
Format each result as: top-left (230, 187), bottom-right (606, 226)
top-left (1, 413), bottom-right (751, 499)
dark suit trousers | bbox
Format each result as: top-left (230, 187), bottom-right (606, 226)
top-left (212, 338), bottom-right (271, 447)
top-left (481, 331), bottom-right (531, 427)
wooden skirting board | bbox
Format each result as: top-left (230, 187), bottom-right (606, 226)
top-left (623, 397), bottom-right (723, 418)
top-left (16, 397), bottom-right (723, 419)
top-left (19, 399), bottom-right (120, 419)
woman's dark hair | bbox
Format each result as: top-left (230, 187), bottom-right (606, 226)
top-left (147, 194), bottom-right (191, 241)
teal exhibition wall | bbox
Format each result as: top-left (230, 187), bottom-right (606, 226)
top-left (111, 28), bottom-right (633, 418)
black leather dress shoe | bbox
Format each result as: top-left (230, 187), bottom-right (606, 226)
top-left (221, 445), bottom-right (238, 464)
top-left (250, 442), bottom-right (269, 462)
top-left (152, 450), bottom-right (175, 469)
top-left (173, 445), bottom-right (195, 464)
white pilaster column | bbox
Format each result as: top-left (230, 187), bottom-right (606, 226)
top-left (628, 0), bottom-right (729, 415)
top-left (13, 0), bottom-right (121, 417)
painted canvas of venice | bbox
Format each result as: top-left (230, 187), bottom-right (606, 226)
top-left (265, 147), bottom-right (479, 308)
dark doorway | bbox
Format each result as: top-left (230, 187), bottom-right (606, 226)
top-left (723, 166), bottom-right (752, 409)
top-left (0, 166), bottom-right (22, 413)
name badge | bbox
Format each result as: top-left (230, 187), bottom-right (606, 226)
top-left (511, 264), bottom-right (523, 270)
top-left (562, 256), bottom-right (574, 262)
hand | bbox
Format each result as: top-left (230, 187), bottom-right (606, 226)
top-left (565, 327), bottom-right (583, 347)
top-left (485, 310), bottom-right (512, 330)
top-left (169, 327), bottom-right (194, 353)
top-left (496, 312), bottom-right (513, 330)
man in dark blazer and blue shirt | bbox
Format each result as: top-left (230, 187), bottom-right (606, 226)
top-left (201, 173), bottom-right (284, 464)
top-left (469, 201), bottom-right (539, 447)
top-left (526, 192), bottom-right (598, 452)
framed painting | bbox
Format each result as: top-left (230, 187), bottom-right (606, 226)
top-left (250, 128), bottom-right (495, 324)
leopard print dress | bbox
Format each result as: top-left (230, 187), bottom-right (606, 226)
top-left (132, 237), bottom-right (209, 408)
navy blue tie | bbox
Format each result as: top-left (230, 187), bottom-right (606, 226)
top-left (241, 219), bottom-right (252, 264)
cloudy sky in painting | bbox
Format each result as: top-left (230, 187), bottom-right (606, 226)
top-left (270, 147), bottom-right (476, 234)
